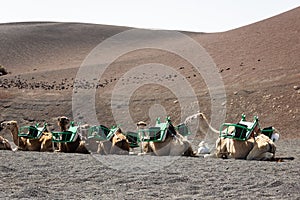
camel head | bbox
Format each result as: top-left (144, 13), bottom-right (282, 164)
top-left (197, 112), bottom-right (207, 120)
top-left (1, 120), bottom-right (18, 131)
top-left (57, 116), bottom-right (70, 131)
top-left (136, 121), bottom-right (147, 129)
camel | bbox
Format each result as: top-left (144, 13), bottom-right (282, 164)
top-left (97, 127), bottom-right (130, 155)
top-left (55, 116), bottom-right (89, 154)
top-left (0, 135), bottom-right (12, 150)
top-left (194, 112), bottom-right (277, 160)
top-left (137, 119), bottom-right (196, 157)
top-left (215, 134), bottom-right (276, 160)
top-left (0, 121), bottom-right (53, 151)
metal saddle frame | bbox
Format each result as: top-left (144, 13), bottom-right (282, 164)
top-left (51, 121), bottom-right (80, 143)
top-left (18, 123), bottom-right (48, 139)
top-left (87, 125), bottom-right (120, 141)
top-left (219, 114), bottom-right (260, 141)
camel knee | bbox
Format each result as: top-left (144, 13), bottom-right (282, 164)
top-left (183, 145), bottom-right (196, 157)
top-left (247, 152), bottom-right (274, 161)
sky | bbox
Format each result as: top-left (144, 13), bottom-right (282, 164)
top-left (1, 0), bottom-right (299, 32)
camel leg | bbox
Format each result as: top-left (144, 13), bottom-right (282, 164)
top-left (182, 141), bottom-right (196, 157)
top-left (41, 143), bottom-right (53, 152)
top-left (97, 141), bottom-right (111, 155)
top-left (215, 138), bottom-right (229, 158)
top-left (75, 141), bottom-right (90, 154)
top-left (40, 139), bottom-right (53, 152)
top-left (246, 142), bottom-right (273, 160)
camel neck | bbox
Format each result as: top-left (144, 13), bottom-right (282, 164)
top-left (202, 117), bottom-right (219, 133)
top-left (11, 125), bottom-right (23, 147)
top-left (60, 126), bottom-right (68, 132)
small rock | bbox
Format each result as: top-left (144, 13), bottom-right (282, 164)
top-left (3, 103), bottom-right (11, 108)
top-left (234, 91), bottom-right (238, 95)
top-left (293, 86), bottom-right (299, 90)
top-left (0, 65), bottom-right (8, 76)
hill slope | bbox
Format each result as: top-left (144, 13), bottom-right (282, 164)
top-left (0, 7), bottom-right (299, 138)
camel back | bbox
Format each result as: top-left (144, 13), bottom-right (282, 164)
top-left (52, 121), bottom-right (79, 143)
top-left (18, 123), bottom-right (47, 139)
top-left (125, 119), bottom-right (192, 148)
top-left (138, 117), bottom-right (176, 142)
top-left (87, 125), bottom-right (120, 141)
top-left (219, 115), bottom-right (259, 141)
top-left (87, 125), bottom-right (111, 141)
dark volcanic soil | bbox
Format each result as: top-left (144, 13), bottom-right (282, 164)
top-left (0, 139), bottom-right (299, 199)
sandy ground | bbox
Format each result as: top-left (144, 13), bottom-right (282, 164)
top-left (0, 139), bottom-right (299, 200)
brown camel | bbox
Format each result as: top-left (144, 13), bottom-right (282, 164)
top-left (55, 116), bottom-right (89, 154)
top-left (97, 127), bottom-right (130, 155)
top-left (137, 119), bottom-right (196, 157)
top-left (1, 121), bottom-right (53, 151)
top-left (195, 112), bottom-right (277, 160)
top-left (0, 135), bottom-right (12, 150)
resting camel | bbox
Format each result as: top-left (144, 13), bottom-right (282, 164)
top-left (97, 127), bottom-right (130, 155)
top-left (56, 116), bottom-right (89, 154)
top-left (191, 112), bottom-right (277, 160)
top-left (0, 135), bottom-right (12, 150)
top-left (137, 120), bottom-right (196, 157)
top-left (1, 121), bottom-right (53, 151)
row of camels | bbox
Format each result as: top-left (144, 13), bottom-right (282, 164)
top-left (0, 113), bottom-right (283, 161)
top-left (0, 117), bottom-right (127, 154)
top-left (0, 116), bottom-right (195, 156)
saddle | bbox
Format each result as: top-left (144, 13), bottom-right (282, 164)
top-left (18, 123), bottom-right (47, 139)
top-left (52, 122), bottom-right (79, 143)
